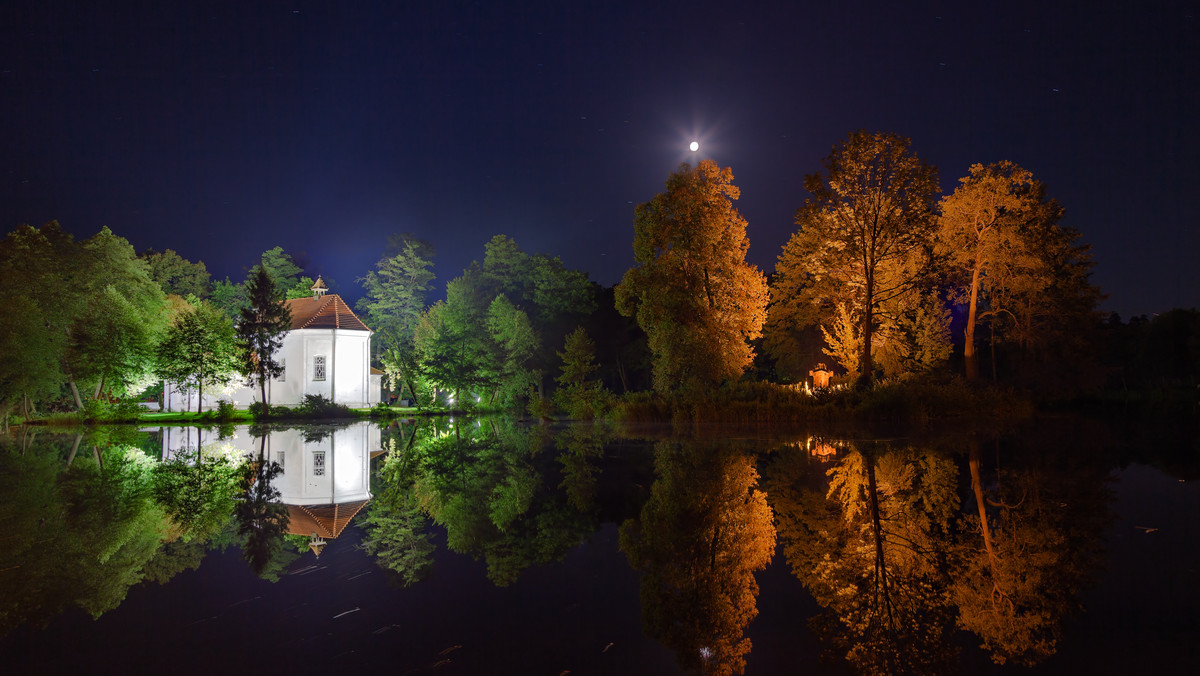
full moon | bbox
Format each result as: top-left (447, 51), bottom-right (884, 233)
top-left (689, 141), bottom-right (699, 152)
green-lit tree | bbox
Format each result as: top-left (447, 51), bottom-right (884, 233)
top-left (412, 236), bottom-right (594, 409)
top-left (151, 448), bottom-right (241, 542)
top-left (236, 266), bottom-right (292, 412)
top-left (140, 248), bottom-right (211, 298)
top-left (357, 235), bottom-right (436, 398)
top-left (553, 327), bottom-right (609, 419)
top-left (156, 301), bottom-right (239, 413)
top-left (65, 228), bottom-right (169, 401)
top-left (615, 159), bottom-right (768, 392)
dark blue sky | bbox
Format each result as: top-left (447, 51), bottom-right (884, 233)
top-left (2, 1), bottom-right (1196, 317)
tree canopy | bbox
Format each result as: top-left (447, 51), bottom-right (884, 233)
top-left (616, 159), bottom-right (768, 392)
top-left (770, 131), bottom-right (940, 388)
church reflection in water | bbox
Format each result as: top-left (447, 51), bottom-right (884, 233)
top-left (158, 422), bottom-right (383, 553)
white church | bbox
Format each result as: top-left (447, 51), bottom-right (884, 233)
top-left (165, 278), bottom-right (383, 411)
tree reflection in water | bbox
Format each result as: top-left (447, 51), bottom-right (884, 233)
top-left (772, 441), bottom-right (960, 674)
top-left (952, 437), bottom-right (1110, 666)
top-left (0, 435), bottom-right (167, 636)
top-left (370, 419), bottom-right (596, 586)
top-left (619, 438), bottom-right (776, 676)
top-left (233, 435), bottom-right (291, 578)
top-left (766, 432), bottom-right (1113, 674)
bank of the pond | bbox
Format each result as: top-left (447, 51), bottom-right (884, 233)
top-left (613, 378), bottom-right (1038, 426)
top-left (18, 404), bottom-right (511, 427)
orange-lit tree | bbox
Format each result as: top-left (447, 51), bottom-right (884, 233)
top-left (937, 162), bottom-right (1047, 380)
top-left (938, 162), bottom-right (1101, 388)
top-left (616, 160), bottom-right (768, 392)
top-left (772, 131), bottom-right (939, 388)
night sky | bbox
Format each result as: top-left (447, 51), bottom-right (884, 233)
top-left (2, 1), bottom-right (1196, 318)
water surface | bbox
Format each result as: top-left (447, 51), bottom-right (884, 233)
top-left (1, 418), bottom-right (1196, 674)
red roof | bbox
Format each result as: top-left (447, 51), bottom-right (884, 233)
top-left (283, 294), bottom-right (371, 332)
top-left (285, 500), bottom-right (369, 539)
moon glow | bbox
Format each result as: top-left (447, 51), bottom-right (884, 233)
top-left (689, 141), bottom-right (699, 152)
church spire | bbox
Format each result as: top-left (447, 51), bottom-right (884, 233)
top-left (311, 275), bottom-right (328, 299)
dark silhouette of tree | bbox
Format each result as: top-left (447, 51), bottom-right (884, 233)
top-left (234, 436), bottom-right (290, 577)
top-left (236, 265), bottom-right (293, 413)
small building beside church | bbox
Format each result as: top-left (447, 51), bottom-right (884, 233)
top-left (165, 277), bottom-right (383, 411)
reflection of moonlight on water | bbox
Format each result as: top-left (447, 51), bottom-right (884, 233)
top-left (689, 141), bottom-right (699, 152)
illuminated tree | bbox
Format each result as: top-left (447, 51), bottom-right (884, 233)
top-left (615, 159), bottom-right (768, 391)
top-left (140, 248), bottom-right (211, 298)
top-left (356, 235), bottom-right (436, 397)
top-left (155, 301), bottom-right (239, 413)
top-left (937, 162), bottom-right (1046, 379)
top-left (553, 327), bottom-right (610, 419)
top-left (414, 235), bottom-right (594, 409)
top-left (772, 131), bottom-right (939, 387)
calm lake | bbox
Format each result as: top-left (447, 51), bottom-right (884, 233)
top-left (1, 418), bottom-right (1197, 674)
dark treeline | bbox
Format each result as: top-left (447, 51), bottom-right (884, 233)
top-left (4, 130), bottom-right (1197, 424)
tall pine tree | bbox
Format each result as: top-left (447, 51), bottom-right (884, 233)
top-left (236, 266), bottom-right (292, 413)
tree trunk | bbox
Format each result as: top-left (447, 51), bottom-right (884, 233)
top-left (67, 433), bottom-right (82, 467)
top-left (964, 261), bottom-right (983, 380)
top-left (969, 441), bottom-right (998, 571)
top-left (259, 373), bottom-right (269, 418)
top-left (864, 453), bottom-right (893, 626)
top-left (197, 382), bottom-right (204, 413)
top-left (858, 274), bottom-right (875, 388)
top-left (69, 381), bottom-right (84, 410)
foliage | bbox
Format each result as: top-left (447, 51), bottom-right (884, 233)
top-left (619, 439), bottom-right (775, 675)
top-left (359, 494), bottom-right (435, 586)
top-left (297, 393), bottom-right (353, 418)
top-left (616, 159), bottom-right (768, 392)
top-left (771, 131), bottom-right (940, 388)
top-left (385, 421), bottom-right (595, 586)
top-left (776, 443), bottom-right (960, 673)
top-left (356, 235), bottom-right (436, 372)
top-left (952, 438), bottom-right (1111, 666)
top-left (554, 327), bottom-right (611, 419)
top-left (140, 248), bottom-right (211, 298)
top-left (235, 265), bottom-right (292, 411)
top-left (0, 440), bottom-right (169, 635)
top-left (233, 443), bottom-right (291, 578)
top-left (155, 300), bottom-right (239, 413)
top-left (151, 448), bottom-right (241, 542)
top-left (413, 236), bottom-right (593, 410)
top-left (209, 277), bottom-right (248, 320)
top-left (0, 223), bottom-right (173, 418)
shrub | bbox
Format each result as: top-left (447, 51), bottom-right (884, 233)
top-left (215, 399), bottom-right (237, 422)
top-left (298, 394), bottom-right (353, 418)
